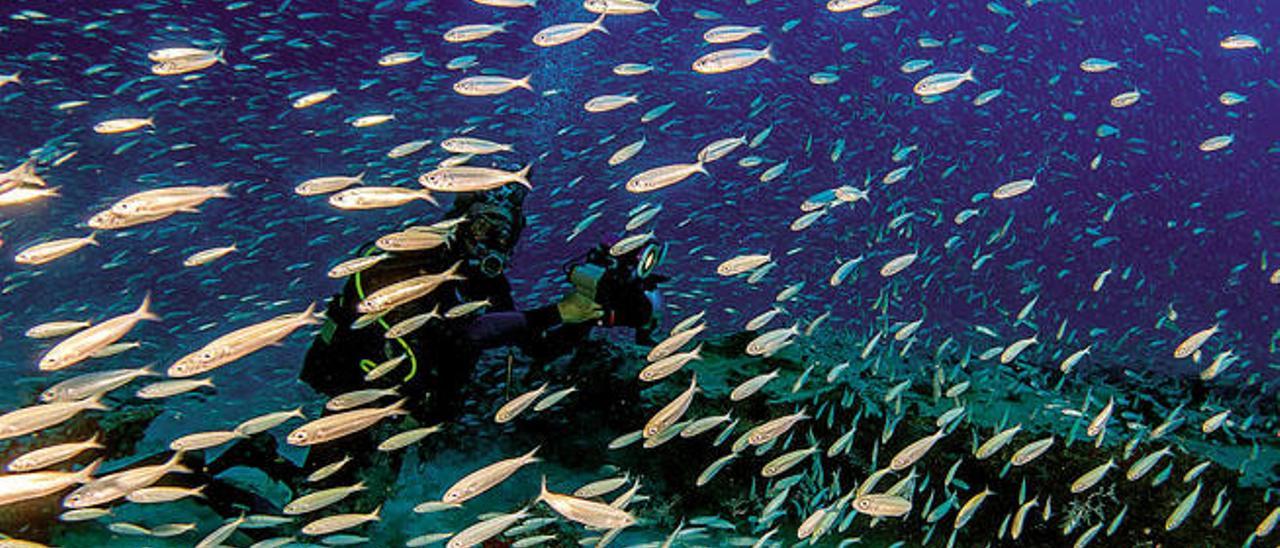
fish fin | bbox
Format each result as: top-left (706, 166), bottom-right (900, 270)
top-left (443, 260), bottom-right (464, 280)
top-left (516, 74), bottom-right (534, 92)
top-left (20, 159), bottom-right (45, 186)
top-left (166, 451), bottom-right (192, 474)
top-left (522, 446), bottom-right (542, 463)
top-left (386, 397), bottom-right (410, 416)
top-left (210, 183), bottom-right (233, 198)
top-left (135, 292), bottom-right (162, 322)
top-left (299, 302), bottom-right (323, 324)
top-left (81, 394), bottom-right (111, 412)
top-left (76, 458), bottom-right (104, 483)
top-left (515, 163), bottom-right (533, 189)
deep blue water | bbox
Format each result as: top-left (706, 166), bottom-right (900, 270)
top-left (1, 0), bottom-right (1276, 384)
top-left (0, 0), bottom-right (1278, 545)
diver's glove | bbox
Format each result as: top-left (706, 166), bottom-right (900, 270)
top-left (557, 292), bottom-right (604, 324)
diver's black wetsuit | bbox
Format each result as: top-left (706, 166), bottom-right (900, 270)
top-left (299, 243), bottom-right (589, 423)
top-left (197, 242), bottom-right (593, 517)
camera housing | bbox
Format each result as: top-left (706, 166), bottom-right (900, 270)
top-left (565, 242), bottom-right (668, 344)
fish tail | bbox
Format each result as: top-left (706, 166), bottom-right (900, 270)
top-left (516, 74), bottom-right (534, 92)
top-left (386, 397), bottom-right (410, 416)
top-left (299, 302), bottom-right (323, 324)
top-left (76, 458), bottom-right (104, 483)
top-left (418, 189), bottom-right (439, 207)
top-left (650, 0), bottom-right (661, 16)
top-left (20, 159), bottom-right (44, 186)
top-left (593, 13), bottom-right (609, 34)
top-left (524, 445), bottom-right (542, 463)
top-left (135, 292), bottom-right (162, 322)
top-left (762, 43), bottom-right (776, 62)
top-left (165, 450), bottom-right (190, 473)
top-left (86, 232), bottom-right (100, 246)
top-left (515, 163), bottom-right (533, 189)
top-left (82, 394), bottom-right (111, 412)
top-left (444, 260), bottom-right (465, 281)
top-left (215, 48), bottom-right (227, 65)
top-left (209, 183), bottom-right (233, 198)
top-left (964, 66), bottom-right (978, 83)
top-left (371, 504), bottom-right (383, 519)
top-left (538, 475), bottom-right (549, 502)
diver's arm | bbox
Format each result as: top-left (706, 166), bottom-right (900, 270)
top-left (461, 305), bottom-right (563, 349)
top-left (462, 291), bottom-right (603, 351)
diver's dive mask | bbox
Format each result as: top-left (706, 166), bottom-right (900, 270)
top-left (463, 204), bottom-right (519, 278)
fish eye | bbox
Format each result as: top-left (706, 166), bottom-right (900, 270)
top-left (199, 351), bottom-right (215, 361)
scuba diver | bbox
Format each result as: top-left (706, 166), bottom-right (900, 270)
top-left (299, 184), bottom-right (667, 421)
top-left (199, 184), bottom-right (669, 518)
top-left (0, 185), bottom-right (668, 542)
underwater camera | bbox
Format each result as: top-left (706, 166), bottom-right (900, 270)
top-left (565, 240), bottom-right (669, 345)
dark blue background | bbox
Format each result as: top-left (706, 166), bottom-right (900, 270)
top-left (0, 0), bottom-right (1276, 399)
